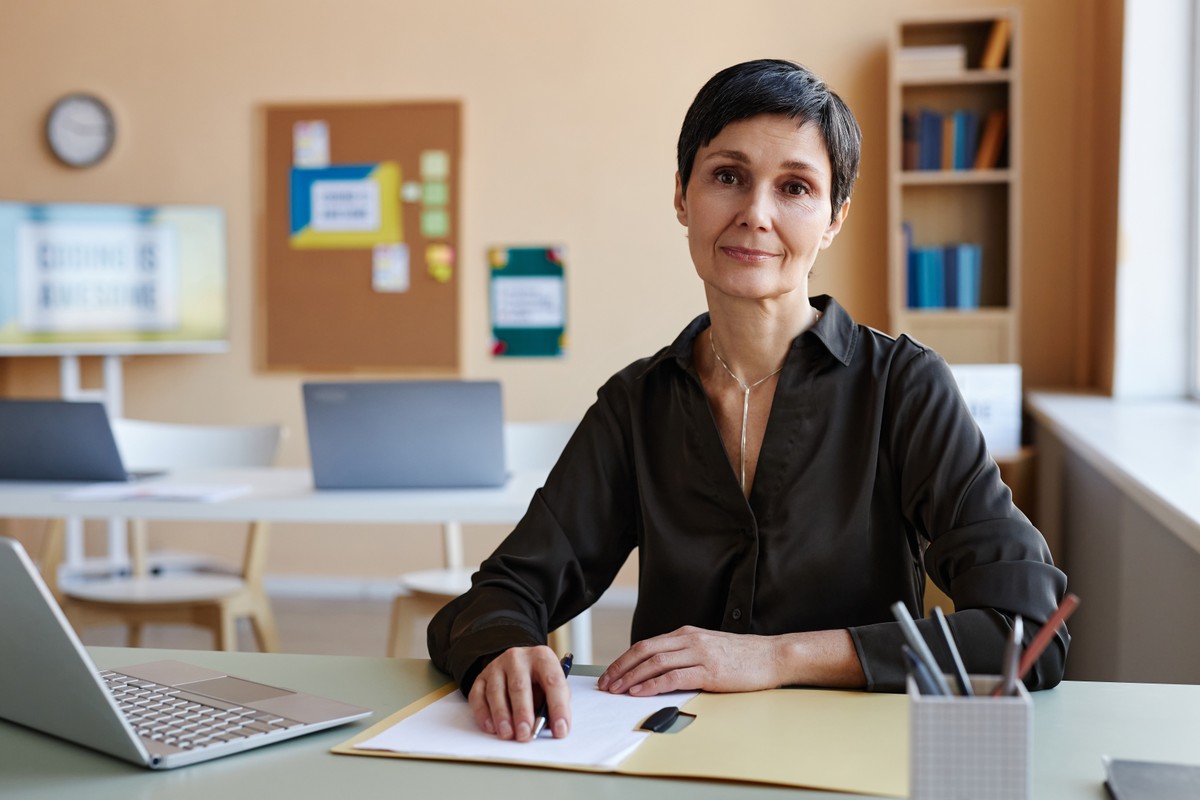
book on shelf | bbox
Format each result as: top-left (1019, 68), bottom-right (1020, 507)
top-left (905, 108), bottom-right (981, 171)
top-left (973, 109), bottom-right (1008, 169)
top-left (979, 18), bottom-right (1012, 70)
top-left (917, 109), bottom-right (942, 170)
top-left (950, 243), bottom-right (982, 309)
top-left (896, 44), bottom-right (967, 77)
top-left (904, 235), bottom-right (982, 310)
top-left (954, 110), bottom-right (980, 171)
top-left (940, 115), bottom-right (955, 171)
top-left (901, 111), bottom-right (919, 171)
top-left (908, 246), bottom-right (945, 309)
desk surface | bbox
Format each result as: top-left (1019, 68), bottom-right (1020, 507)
top-left (3, 648), bottom-right (1198, 800)
top-left (0, 467), bottom-right (547, 523)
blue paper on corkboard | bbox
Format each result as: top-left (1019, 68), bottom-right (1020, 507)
top-left (488, 246), bottom-right (566, 358)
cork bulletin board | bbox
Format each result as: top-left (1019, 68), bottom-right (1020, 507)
top-left (260, 101), bottom-right (461, 372)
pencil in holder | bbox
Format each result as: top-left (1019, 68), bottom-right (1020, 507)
top-left (908, 674), bottom-right (1032, 800)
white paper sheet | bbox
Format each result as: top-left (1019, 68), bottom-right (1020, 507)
top-left (355, 675), bottom-right (696, 769)
top-left (59, 482), bottom-right (252, 503)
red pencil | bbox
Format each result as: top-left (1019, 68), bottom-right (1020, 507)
top-left (1017, 593), bottom-right (1080, 680)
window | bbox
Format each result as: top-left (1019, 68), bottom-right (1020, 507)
top-left (1191, 1), bottom-right (1200, 399)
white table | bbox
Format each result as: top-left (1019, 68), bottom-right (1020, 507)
top-left (0, 468), bottom-right (594, 662)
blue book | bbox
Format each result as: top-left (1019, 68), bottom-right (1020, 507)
top-left (915, 247), bottom-right (945, 308)
top-left (918, 110), bottom-right (942, 171)
top-left (959, 112), bottom-right (980, 170)
top-left (902, 223), bottom-right (917, 308)
top-left (943, 245), bottom-right (960, 307)
top-left (908, 250), bottom-right (919, 308)
top-left (957, 244), bottom-right (982, 308)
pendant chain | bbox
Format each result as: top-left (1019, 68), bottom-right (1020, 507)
top-left (709, 334), bottom-right (783, 493)
top-left (707, 309), bottom-right (821, 493)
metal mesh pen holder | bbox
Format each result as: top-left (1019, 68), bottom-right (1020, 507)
top-left (908, 675), bottom-right (1032, 800)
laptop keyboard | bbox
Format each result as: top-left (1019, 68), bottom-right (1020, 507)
top-left (101, 670), bottom-right (304, 751)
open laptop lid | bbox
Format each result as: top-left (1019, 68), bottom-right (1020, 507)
top-left (0, 538), bottom-right (373, 769)
top-left (0, 537), bottom-right (152, 765)
top-left (302, 380), bottom-right (507, 489)
top-left (0, 399), bottom-right (130, 481)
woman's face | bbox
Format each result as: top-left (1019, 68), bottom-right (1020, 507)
top-left (675, 114), bottom-right (848, 304)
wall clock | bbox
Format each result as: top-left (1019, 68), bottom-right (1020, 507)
top-left (45, 93), bottom-right (116, 168)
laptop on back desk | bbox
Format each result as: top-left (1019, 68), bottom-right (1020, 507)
top-left (302, 380), bottom-right (507, 489)
top-left (0, 398), bottom-right (141, 481)
top-left (0, 537), bottom-right (371, 769)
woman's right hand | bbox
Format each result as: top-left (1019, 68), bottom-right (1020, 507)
top-left (467, 645), bottom-right (572, 742)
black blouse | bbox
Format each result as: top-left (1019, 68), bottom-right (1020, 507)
top-left (429, 296), bottom-right (1069, 693)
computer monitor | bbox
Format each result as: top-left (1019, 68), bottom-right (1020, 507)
top-left (0, 200), bottom-right (228, 356)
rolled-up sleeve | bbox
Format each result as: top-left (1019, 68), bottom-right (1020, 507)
top-left (850, 349), bottom-right (1069, 691)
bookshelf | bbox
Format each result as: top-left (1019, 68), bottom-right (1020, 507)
top-left (888, 11), bottom-right (1020, 363)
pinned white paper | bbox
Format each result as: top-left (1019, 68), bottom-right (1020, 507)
top-left (293, 120), bottom-right (330, 167)
top-left (372, 243), bottom-right (410, 292)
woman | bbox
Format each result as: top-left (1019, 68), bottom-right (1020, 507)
top-left (428, 59), bottom-right (1068, 743)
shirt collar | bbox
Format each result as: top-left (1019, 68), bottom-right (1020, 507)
top-left (641, 294), bottom-right (858, 378)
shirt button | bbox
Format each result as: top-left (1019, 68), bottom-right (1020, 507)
top-left (731, 609), bottom-right (742, 620)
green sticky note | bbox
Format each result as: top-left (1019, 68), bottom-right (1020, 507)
top-left (420, 150), bottom-right (450, 180)
top-left (420, 208), bottom-right (450, 237)
top-left (422, 181), bottom-right (449, 206)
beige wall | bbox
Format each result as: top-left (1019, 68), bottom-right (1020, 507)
top-left (0, 0), bottom-right (1118, 578)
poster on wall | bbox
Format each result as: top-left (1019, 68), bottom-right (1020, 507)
top-left (289, 162), bottom-right (402, 249)
top-left (489, 246), bottom-right (566, 358)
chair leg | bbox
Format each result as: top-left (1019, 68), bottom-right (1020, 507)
top-left (248, 594), bottom-right (280, 653)
top-left (128, 622), bottom-right (144, 648)
top-left (216, 606), bottom-right (238, 652)
top-left (386, 595), bottom-right (406, 658)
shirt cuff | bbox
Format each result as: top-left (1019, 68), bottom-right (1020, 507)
top-left (848, 622), bottom-right (910, 692)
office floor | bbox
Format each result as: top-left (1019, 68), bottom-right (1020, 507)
top-left (76, 595), bottom-right (635, 665)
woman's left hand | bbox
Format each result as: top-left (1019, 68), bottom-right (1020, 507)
top-left (597, 626), bottom-right (783, 695)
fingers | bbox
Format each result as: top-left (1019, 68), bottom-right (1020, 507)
top-left (467, 645), bottom-right (571, 741)
top-left (599, 627), bottom-right (698, 694)
top-left (532, 652), bottom-right (572, 739)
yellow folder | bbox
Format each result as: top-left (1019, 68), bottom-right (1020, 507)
top-left (332, 684), bottom-right (909, 796)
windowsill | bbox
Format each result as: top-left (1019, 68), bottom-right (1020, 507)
top-left (1026, 391), bottom-right (1200, 555)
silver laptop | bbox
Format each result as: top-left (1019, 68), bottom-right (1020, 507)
top-left (0, 537), bottom-right (371, 769)
top-left (0, 399), bottom-right (149, 482)
top-left (302, 380), bottom-right (507, 489)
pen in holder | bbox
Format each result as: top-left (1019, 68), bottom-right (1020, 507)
top-left (908, 674), bottom-right (1032, 800)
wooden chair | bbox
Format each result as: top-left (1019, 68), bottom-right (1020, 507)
top-left (387, 421), bottom-right (581, 659)
top-left (40, 420), bottom-right (283, 652)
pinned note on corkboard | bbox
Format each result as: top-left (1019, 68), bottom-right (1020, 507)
top-left (260, 101), bottom-right (460, 372)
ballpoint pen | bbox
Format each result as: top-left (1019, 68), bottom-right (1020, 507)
top-left (933, 606), bottom-right (973, 696)
top-left (890, 601), bottom-right (953, 696)
top-left (902, 644), bottom-right (943, 696)
top-left (993, 615), bottom-right (1023, 697)
top-left (532, 652), bottom-right (573, 738)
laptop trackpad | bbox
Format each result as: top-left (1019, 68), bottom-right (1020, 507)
top-left (184, 676), bottom-right (294, 704)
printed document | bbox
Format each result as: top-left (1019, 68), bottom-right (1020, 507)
top-left (355, 675), bottom-right (697, 769)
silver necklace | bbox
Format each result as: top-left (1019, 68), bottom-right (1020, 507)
top-left (708, 309), bottom-right (821, 493)
top-left (709, 334), bottom-right (784, 493)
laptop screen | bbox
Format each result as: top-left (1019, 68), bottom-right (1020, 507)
top-left (302, 380), bottom-right (506, 489)
top-left (0, 399), bottom-right (129, 482)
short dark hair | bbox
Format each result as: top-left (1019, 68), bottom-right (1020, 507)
top-left (676, 59), bottom-right (861, 223)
